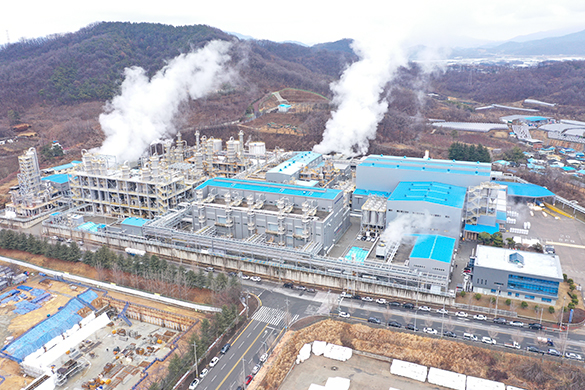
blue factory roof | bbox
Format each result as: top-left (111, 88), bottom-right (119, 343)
top-left (497, 181), bottom-right (555, 198)
top-left (359, 155), bottom-right (492, 176)
top-left (49, 161), bottom-right (81, 172)
top-left (267, 151), bottom-right (322, 176)
top-left (496, 210), bottom-right (507, 221)
top-left (196, 177), bottom-right (342, 200)
top-left (388, 182), bottom-right (466, 208)
top-left (464, 223), bottom-right (500, 235)
top-left (121, 217), bottom-right (150, 227)
top-left (409, 235), bottom-right (455, 263)
top-left (524, 116), bottom-right (548, 122)
top-left (353, 188), bottom-right (392, 199)
top-left (41, 173), bottom-right (69, 184)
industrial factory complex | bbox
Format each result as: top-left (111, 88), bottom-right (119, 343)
top-left (0, 128), bottom-right (578, 389)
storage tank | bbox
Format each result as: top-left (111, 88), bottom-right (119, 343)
top-left (212, 139), bottom-right (222, 152)
top-left (226, 137), bottom-right (237, 162)
top-left (249, 142), bottom-right (266, 156)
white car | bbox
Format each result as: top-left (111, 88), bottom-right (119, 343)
top-left (418, 306), bottom-right (431, 312)
top-left (250, 276), bottom-right (262, 282)
top-left (566, 352), bottom-right (583, 361)
top-left (189, 379), bottom-right (200, 389)
top-left (436, 308), bottom-right (449, 315)
top-left (455, 311), bottom-right (468, 318)
top-left (473, 314), bottom-right (487, 321)
top-left (482, 337), bottom-right (496, 345)
top-left (209, 357), bottom-right (220, 367)
top-left (423, 327), bottom-right (438, 335)
top-left (361, 296), bottom-right (374, 302)
top-left (340, 291), bottom-right (352, 298)
top-left (259, 353), bottom-right (268, 363)
top-left (375, 298), bottom-right (387, 305)
top-left (339, 311), bottom-right (350, 318)
top-left (509, 321), bottom-right (524, 327)
top-left (252, 364), bottom-right (261, 375)
top-left (199, 368), bottom-right (209, 378)
top-left (241, 274), bottom-right (250, 280)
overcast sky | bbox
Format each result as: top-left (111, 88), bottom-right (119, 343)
top-left (2, 1), bottom-right (585, 47)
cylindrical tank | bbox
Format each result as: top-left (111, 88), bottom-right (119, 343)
top-left (227, 137), bottom-right (237, 162)
top-left (248, 142), bottom-right (266, 156)
top-left (212, 139), bottom-right (222, 152)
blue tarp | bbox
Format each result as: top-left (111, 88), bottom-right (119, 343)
top-left (1, 298), bottom-right (86, 362)
top-left (29, 289), bottom-right (45, 297)
top-left (13, 301), bottom-right (40, 315)
top-left (30, 292), bottom-right (51, 304)
top-left (0, 290), bottom-right (18, 301)
top-left (16, 286), bottom-right (32, 291)
top-left (77, 289), bottom-right (98, 305)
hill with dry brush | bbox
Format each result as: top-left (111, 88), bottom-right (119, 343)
top-left (259, 319), bottom-right (585, 390)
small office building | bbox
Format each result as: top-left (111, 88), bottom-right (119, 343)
top-left (472, 245), bottom-right (563, 304)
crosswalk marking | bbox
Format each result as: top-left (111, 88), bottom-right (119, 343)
top-left (252, 306), bottom-right (299, 327)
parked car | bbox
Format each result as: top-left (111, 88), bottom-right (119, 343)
top-left (306, 288), bottom-right (316, 293)
top-left (339, 311), bottom-right (350, 318)
top-left (493, 317), bottom-right (507, 324)
top-left (417, 306), bottom-right (431, 312)
top-left (340, 291), bottom-right (352, 298)
top-left (240, 274), bottom-right (250, 280)
top-left (352, 294), bottom-right (362, 300)
top-left (455, 311), bottom-right (468, 318)
top-left (528, 323), bottom-right (543, 330)
top-left (547, 348), bottom-right (562, 357)
top-left (220, 343), bottom-right (231, 354)
top-left (259, 353), bottom-right (268, 363)
top-left (473, 314), bottom-right (487, 321)
top-left (250, 276), bottom-right (262, 282)
top-left (227, 271), bottom-right (237, 277)
top-left (565, 352), bottom-right (583, 361)
top-left (463, 333), bottom-right (478, 341)
top-left (209, 357), bottom-right (220, 367)
top-left (389, 301), bottom-right (401, 307)
top-left (527, 346), bottom-right (544, 354)
top-left (403, 303), bottom-right (415, 309)
top-left (375, 298), bottom-right (387, 305)
top-left (245, 375), bottom-right (253, 385)
top-left (367, 317), bottom-right (381, 324)
top-left (482, 337), bottom-right (496, 345)
top-left (509, 320), bottom-right (524, 327)
top-left (436, 308), bottom-right (449, 315)
top-left (406, 323), bottom-right (419, 331)
top-left (295, 285), bottom-right (307, 291)
top-left (443, 331), bottom-right (457, 338)
top-left (199, 368), bottom-right (209, 378)
top-left (188, 379), bottom-right (200, 390)
top-left (361, 296), bottom-right (374, 302)
top-left (283, 282), bottom-right (294, 289)
top-left (387, 320), bottom-right (402, 328)
top-left (252, 364), bottom-right (261, 375)
top-left (423, 327), bottom-right (438, 335)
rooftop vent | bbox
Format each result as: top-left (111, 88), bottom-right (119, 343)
top-left (509, 252), bottom-right (524, 266)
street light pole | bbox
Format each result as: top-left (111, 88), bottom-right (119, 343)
top-left (193, 341), bottom-right (198, 378)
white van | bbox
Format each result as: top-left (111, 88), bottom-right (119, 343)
top-left (463, 333), bottom-right (478, 341)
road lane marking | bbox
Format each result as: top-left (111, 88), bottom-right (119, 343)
top-left (214, 322), bottom-right (269, 390)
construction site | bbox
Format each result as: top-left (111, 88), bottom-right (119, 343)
top-left (0, 270), bottom-right (204, 390)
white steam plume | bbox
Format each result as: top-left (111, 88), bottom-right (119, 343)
top-left (379, 213), bottom-right (434, 246)
top-left (313, 37), bottom-right (407, 156)
top-left (95, 40), bottom-right (233, 162)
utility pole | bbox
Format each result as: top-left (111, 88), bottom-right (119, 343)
top-left (285, 298), bottom-right (290, 330)
top-left (494, 287), bottom-right (501, 318)
top-left (241, 358), bottom-right (246, 388)
top-left (193, 341), bottom-right (198, 378)
top-left (246, 292), bottom-right (250, 319)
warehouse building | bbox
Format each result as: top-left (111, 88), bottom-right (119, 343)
top-left (472, 245), bottom-right (563, 304)
top-left (353, 155), bottom-right (493, 211)
top-left (386, 182), bottom-right (466, 242)
top-left (265, 151), bottom-right (323, 183)
top-left (408, 234), bottom-right (456, 280)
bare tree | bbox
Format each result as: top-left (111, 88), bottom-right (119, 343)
top-left (535, 331), bottom-right (548, 351)
top-left (383, 305), bottom-right (391, 323)
top-left (111, 262), bottom-right (125, 286)
top-left (445, 317), bottom-right (455, 332)
top-left (511, 330), bottom-right (524, 345)
top-left (347, 298), bottom-right (356, 315)
top-left (424, 318), bottom-right (434, 328)
top-left (401, 311), bottom-right (412, 326)
top-left (488, 329), bottom-right (499, 340)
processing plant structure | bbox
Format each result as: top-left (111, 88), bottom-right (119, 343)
top-left (1, 128), bottom-right (564, 305)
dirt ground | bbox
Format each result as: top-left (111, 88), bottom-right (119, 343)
top-left (280, 354), bottom-right (445, 390)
